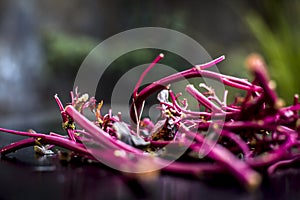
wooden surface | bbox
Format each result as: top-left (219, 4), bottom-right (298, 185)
top-left (1, 133), bottom-right (300, 200)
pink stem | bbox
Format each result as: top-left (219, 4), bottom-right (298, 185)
top-left (0, 128), bottom-right (89, 156)
top-left (195, 55), bottom-right (225, 70)
top-left (133, 53), bottom-right (164, 98)
top-left (186, 84), bottom-right (223, 112)
top-left (65, 105), bottom-right (143, 154)
top-left (130, 64), bottom-right (261, 122)
top-left (1, 138), bottom-right (36, 155)
top-left (267, 157), bottom-right (298, 175)
top-left (184, 130), bottom-right (261, 190)
top-left (54, 94), bottom-right (76, 142)
top-left (247, 126), bottom-right (298, 167)
top-left (219, 129), bottom-right (251, 159)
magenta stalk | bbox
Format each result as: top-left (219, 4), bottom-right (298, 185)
top-left (130, 58), bottom-right (262, 122)
top-left (133, 53), bottom-right (164, 99)
top-left (184, 129), bottom-right (261, 190)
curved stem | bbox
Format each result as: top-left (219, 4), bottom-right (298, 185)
top-left (133, 53), bottom-right (164, 99)
top-left (247, 126), bottom-right (298, 168)
top-left (267, 157), bottom-right (299, 175)
top-left (183, 128), bottom-right (261, 190)
top-left (219, 129), bottom-right (251, 159)
top-left (194, 55), bottom-right (225, 70)
top-left (130, 67), bottom-right (261, 122)
top-left (186, 84), bottom-right (223, 112)
top-left (1, 138), bottom-right (36, 155)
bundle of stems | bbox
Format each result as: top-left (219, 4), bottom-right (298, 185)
top-left (1, 53), bottom-right (299, 191)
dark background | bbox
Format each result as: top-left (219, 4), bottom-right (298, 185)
top-left (0, 0), bottom-right (299, 199)
top-left (0, 0), bottom-right (299, 124)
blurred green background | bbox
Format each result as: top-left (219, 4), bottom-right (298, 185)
top-left (0, 0), bottom-right (299, 127)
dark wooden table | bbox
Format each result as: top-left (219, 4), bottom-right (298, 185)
top-left (1, 133), bottom-right (300, 200)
